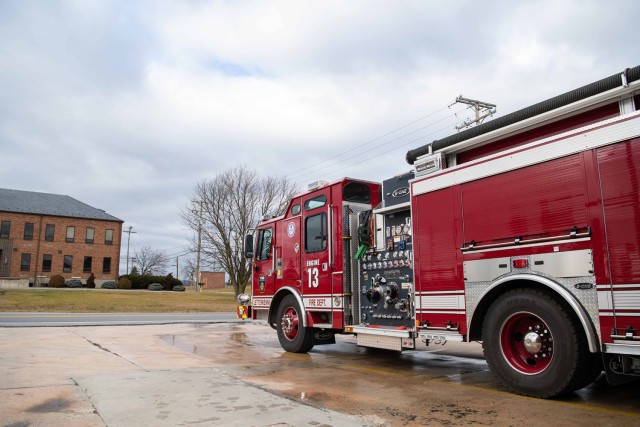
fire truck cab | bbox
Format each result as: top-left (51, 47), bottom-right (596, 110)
top-left (244, 178), bottom-right (381, 352)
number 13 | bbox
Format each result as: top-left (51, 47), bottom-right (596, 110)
top-left (307, 267), bottom-right (319, 288)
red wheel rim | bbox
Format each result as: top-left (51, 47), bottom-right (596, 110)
top-left (500, 312), bottom-right (553, 374)
top-left (281, 306), bottom-right (299, 341)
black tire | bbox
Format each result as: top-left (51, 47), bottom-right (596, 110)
top-left (482, 288), bottom-right (592, 398)
top-left (574, 352), bottom-right (604, 390)
top-left (276, 294), bottom-right (314, 353)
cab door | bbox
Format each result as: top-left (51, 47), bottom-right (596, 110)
top-left (253, 226), bottom-right (275, 297)
top-left (301, 190), bottom-right (333, 317)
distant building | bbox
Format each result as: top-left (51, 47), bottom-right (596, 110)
top-left (200, 271), bottom-right (225, 289)
top-left (0, 188), bottom-right (123, 286)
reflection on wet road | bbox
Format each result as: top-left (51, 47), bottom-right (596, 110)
top-left (162, 323), bottom-right (640, 426)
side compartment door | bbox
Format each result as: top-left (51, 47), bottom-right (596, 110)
top-left (597, 139), bottom-right (640, 339)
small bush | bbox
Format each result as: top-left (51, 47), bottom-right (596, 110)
top-left (86, 273), bottom-right (96, 289)
top-left (66, 279), bottom-right (83, 288)
top-left (148, 283), bottom-right (163, 291)
top-left (48, 275), bottom-right (66, 288)
top-left (101, 281), bottom-right (118, 289)
top-left (172, 285), bottom-right (185, 292)
top-left (118, 277), bottom-right (132, 289)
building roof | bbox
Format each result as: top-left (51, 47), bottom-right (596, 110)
top-left (0, 188), bottom-right (123, 222)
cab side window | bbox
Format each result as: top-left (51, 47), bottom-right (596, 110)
top-left (304, 195), bottom-right (326, 211)
top-left (256, 228), bottom-right (273, 261)
top-left (305, 213), bottom-right (327, 252)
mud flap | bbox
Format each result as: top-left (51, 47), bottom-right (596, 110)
top-left (313, 329), bottom-right (336, 345)
top-left (603, 353), bottom-right (640, 386)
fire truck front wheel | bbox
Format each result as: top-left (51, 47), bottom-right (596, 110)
top-left (276, 295), bottom-right (314, 353)
top-left (482, 288), bottom-right (591, 398)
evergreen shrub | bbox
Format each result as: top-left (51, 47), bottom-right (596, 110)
top-left (66, 279), bottom-right (83, 288)
top-left (101, 281), bottom-right (118, 289)
top-left (86, 273), bottom-right (96, 288)
top-left (120, 274), bottom-right (182, 290)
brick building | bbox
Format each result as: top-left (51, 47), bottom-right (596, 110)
top-left (200, 271), bottom-right (226, 289)
top-left (0, 188), bottom-right (123, 286)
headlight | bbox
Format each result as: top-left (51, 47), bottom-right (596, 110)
top-left (237, 293), bottom-right (251, 305)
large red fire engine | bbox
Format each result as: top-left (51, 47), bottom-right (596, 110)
top-left (239, 66), bottom-right (640, 398)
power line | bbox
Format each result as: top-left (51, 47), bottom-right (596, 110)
top-left (284, 104), bottom-right (454, 179)
top-left (290, 109), bottom-right (464, 182)
top-left (164, 249), bottom-right (194, 259)
top-left (297, 115), bottom-right (466, 179)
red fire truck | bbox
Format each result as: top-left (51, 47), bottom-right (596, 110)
top-left (239, 66), bottom-right (640, 398)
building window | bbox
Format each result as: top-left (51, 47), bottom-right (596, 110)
top-left (66, 226), bottom-right (75, 243)
top-left (102, 257), bottom-right (111, 274)
top-left (85, 227), bottom-right (95, 244)
top-left (42, 254), bottom-right (52, 272)
top-left (105, 229), bottom-right (113, 245)
top-left (0, 221), bottom-right (11, 239)
top-left (45, 224), bottom-right (55, 241)
top-left (20, 253), bottom-right (31, 271)
top-left (83, 256), bottom-right (93, 273)
top-left (63, 255), bottom-right (73, 273)
top-left (24, 223), bottom-right (34, 240)
top-left (305, 213), bottom-right (327, 253)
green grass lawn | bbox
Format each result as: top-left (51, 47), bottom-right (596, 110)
top-left (0, 287), bottom-right (243, 313)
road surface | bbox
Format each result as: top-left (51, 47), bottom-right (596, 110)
top-left (0, 311), bottom-right (239, 327)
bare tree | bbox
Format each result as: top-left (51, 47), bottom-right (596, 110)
top-left (180, 257), bottom-right (198, 285)
top-left (134, 245), bottom-right (169, 275)
top-left (182, 165), bottom-right (298, 296)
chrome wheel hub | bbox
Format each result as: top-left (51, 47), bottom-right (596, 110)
top-left (282, 315), bottom-right (293, 334)
top-left (523, 331), bottom-right (542, 353)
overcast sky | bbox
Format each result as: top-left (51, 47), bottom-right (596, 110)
top-left (1, 1), bottom-right (638, 276)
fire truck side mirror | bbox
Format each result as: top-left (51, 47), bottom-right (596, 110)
top-left (244, 233), bottom-right (254, 259)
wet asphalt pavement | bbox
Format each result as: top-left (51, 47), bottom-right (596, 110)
top-left (0, 322), bottom-right (638, 426)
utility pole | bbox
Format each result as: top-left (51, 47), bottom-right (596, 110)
top-left (452, 96), bottom-right (497, 131)
top-left (193, 201), bottom-right (203, 293)
top-left (123, 226), bottom-right (137, 275)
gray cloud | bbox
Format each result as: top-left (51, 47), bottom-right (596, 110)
top-left (1, 0), bottom-right (638, 274)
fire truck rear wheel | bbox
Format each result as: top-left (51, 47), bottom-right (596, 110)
top-left (482, 288), bottom-right (591, 398)
top-left (276, 295), bottom-right (314, 353)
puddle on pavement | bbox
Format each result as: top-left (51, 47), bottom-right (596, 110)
top-left (156, 323), bottom-right (640, 425)
top-left (26, 397), bottom-right (72, 413)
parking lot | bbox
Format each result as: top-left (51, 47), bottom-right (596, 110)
top-left (1, 322), bottom-right (638, 426)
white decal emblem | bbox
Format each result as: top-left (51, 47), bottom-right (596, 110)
top-left (287, 221), bottom-right (296, 237)
top-left (391, 187), bottom-right (410, 198)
